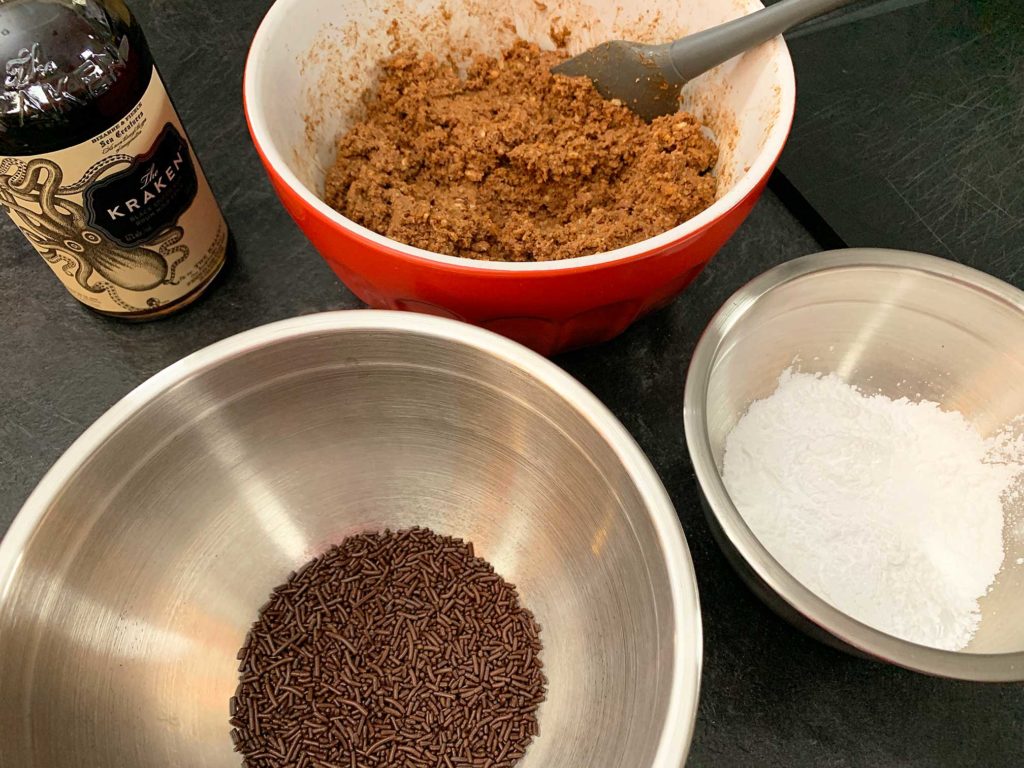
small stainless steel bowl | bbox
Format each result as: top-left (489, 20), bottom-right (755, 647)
top-left (684, 248), bottom-right (1024, 681)
top-left (0, 311), bottom-right (701, 767)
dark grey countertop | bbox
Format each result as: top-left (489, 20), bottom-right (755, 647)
top-left (0, 1), bottom-right (1021, 766)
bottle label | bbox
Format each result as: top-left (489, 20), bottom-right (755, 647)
top-left (85, 123), bottom-right (199, 248)
top-left (0, 68), bottom-right (226, 314)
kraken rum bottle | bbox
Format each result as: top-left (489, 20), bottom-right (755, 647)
top-left (0, 0), bottom-right (227, 318)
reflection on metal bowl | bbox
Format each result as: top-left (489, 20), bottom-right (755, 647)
top-left (0, 311), bottom-right (701, 766)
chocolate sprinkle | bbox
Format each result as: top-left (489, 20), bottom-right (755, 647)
top-left (231, 528), bottom-right (546, 767)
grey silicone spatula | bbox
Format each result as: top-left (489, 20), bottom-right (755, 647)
top-left (552, 0), bottom-right (856, 121)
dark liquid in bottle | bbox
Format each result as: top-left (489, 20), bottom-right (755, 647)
top-left (0, 0), bottom-right (152, 155)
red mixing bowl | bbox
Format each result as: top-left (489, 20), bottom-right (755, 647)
top-left (244, 0), bottom-right (795, 355)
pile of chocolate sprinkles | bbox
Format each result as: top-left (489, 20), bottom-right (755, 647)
top-left (230, 527), bottom-right (546, 767)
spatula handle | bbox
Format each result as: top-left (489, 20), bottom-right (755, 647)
top-left (666, 0), bottom-right (857, 83)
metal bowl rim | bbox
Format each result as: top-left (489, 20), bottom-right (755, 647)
top-left (683, 247), bottom-right (1024, 681)
top-left (1, 309), bottom-right (703, 767)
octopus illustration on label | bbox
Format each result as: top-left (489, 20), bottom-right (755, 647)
top-left (0, 71), bottom-right (227, 315)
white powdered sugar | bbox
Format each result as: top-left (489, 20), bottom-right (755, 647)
top-left (723, 369), bottom-right (1023, 651)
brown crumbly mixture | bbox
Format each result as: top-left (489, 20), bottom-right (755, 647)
top-left (324, 41), bottom-right (719, 262)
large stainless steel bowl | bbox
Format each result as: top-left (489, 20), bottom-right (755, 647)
top-left (0, 311), bottom-right (701, 767)
top-left (684, 248), bottom-right (1024, 681)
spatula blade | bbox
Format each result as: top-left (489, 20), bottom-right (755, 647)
top-left (551, 41), bottom-right (682, 122)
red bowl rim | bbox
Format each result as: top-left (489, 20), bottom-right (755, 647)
top-left (242, 0), bottom-right (796, 274)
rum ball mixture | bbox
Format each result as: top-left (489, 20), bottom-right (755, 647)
top-left (324, 41), bottom-right (719, 262)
